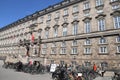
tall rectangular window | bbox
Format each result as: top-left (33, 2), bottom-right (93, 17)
top-left (85, 61), bottom-right (91, 67)
top-left (111, 0), bottom-right (118, 2)
top-left (112, 5), bottom-right (120, 10)
top-left (63, 27), bottom-right (67, 36)
top-left (51, 43), bottom-right (56, 54)
top-left (114, 16), bottom-right (120, 29)
top-left (48, 15), bottom-right (51, 21)
top-left (98, 19), bottom-right (105, 31)
top-left (73, 5), bottom-right (78, 13)
top-left (45, 30), bottom-right (49, 39)
top-left (40, 17), bottom-right (43, 23)
top-left (55, 12), bottom-right (60, 18)
top-left (61, 48), bottom-right (66, 54)
top-left (99, 37), bottom-right (106, 44)
top-left (96, 0), bottom-right (103, 6)
top-left (85, 39), bottom-right (91, 45)
top-left (84, 2), bottom-right (90, 10)
top-left (54, 28), bottom-right (58, 37)
top-left (64, 9), bottom-right (68, 16)
top-left (72, 47), bottom-right (77, 54)
top-left (72, 40), bottom-right (77, 46)
top-left (117, 46), bottom-right (120, 53)
top-left (73, 24), bottom-right (78, 35)
top-left (116, 36), bottom-right (120, 42)
top-left (84, 48), bottom-right (91, 54)
top-left (99, 46), bottom-right (107, 53)
top-left (51, 49), bottom-right (56, 54)
top-left (85, 22), bottom-right (90, 33)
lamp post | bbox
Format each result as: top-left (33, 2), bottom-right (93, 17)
top-left (38, 36), bottom-right (41, 57)
top-left (38, 28), bottom-right (42, 57)
top-left (72, 56), bottom-right (76, 69)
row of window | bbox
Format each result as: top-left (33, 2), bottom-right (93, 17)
top-left (42, 36), bottom-right (120, 54)
top-left (42, 45), bottom-right (120, 54)
top-left (44, 16), bottom-right (120, 38)
top-left (39, 0), bottom-right (119, 22)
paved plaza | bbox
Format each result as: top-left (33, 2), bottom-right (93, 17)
top-left (0, 60), bottom-right (52, 80)
top-left (0, 60), bottom-right (115, 80)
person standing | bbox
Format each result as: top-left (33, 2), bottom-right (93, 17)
top-left (93, 63), bottom-right (97, 72)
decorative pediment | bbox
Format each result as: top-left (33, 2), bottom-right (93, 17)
top-left (71, 20), bottom-right (79, 24)
top-left (82, 17), bottom-right (92, 22)
top-left (110, 10), bottom-right (120, 16)
top-left (53, 24), bottom-right (59, 28)
top-left (61, 22), bottom-right (69, 27)
top-left (38, 28), bottom-right (42, 32)
top-left (45, 26), bottom-right (50, 30)
top-left (95, 14), bottom-right (106, 19)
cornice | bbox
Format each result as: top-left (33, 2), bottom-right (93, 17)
top-left (0, 0), bottom-right (84, 32)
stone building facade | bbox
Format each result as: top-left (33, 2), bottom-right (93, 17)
top-left (0, 0), bottom-right (120, 69)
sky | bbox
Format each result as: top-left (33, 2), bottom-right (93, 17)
top-left (0, 0), bottom-right (63, 28)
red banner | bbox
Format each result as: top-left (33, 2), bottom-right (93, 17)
top-left (31, 33), bottom-right (34, 42)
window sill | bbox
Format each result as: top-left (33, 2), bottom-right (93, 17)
top-left (54, 17), bottom-right (60, 20)
top-left (71, 46), bottom-right (78, 47)
top-left (83, 8), bottom-right (91, 12)
top-left (98, 43), bottom-right (108, 46)
top-left (70, 53), bottom-right (78, 55)
top-left (109, 1), bottom-right (120, 5)
top-left (46, 19), bottom-right (51, 22)
top-left (116, 52), bottom-right (120, 55)
top-left (50, 53), bottom-right (56, 55)
top-left (83, 53), bottom-right (92, 55)
top-left (72, 11), bottom-right (79, 15)
top-left (114, 42), bottom-right (120, 45)
top-left (60, 53), bottom-right (66, 55)
top-left (98, 53), bottom-right (109, 55)
top-left (63, 14), bottom-right (69, 17)
top-left (95, 4), bottom-right (104, 10)
top-left (83, 44), bottom-right (92, 46)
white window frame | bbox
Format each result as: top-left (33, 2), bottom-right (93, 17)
top-left (51, 48), bottom-right (56, 54)
top-left (99, 46), bottom-right (108, 53)
top-left (99, 37), bottom-right (106, 44)
top-left (110, 0), bottom-right (118, 2)
top-left (116, 36), bottom-right (120, 42)
top-left (85, 21), bottom-right (90, 33)
top-left (61, 48), bottom-right (66, 54)
top-left (72, 40), bottom-right (77, 46)
top-left (61, 41), bottom-right (66, 47)
top-left (54, 28), bottom-right (58, 37)
top-left (73, 23), bottom-right (78, 35)
top-left (96, 0), bottom-right (103, 6)
top-left (113, 16), bottom-right (120, 29)
top-left (117, 46), bottom-right (120, 53)
top-left (48, 14), bottom-right (51, 21)
top-left (55, 12), bottom-right (60, 18)
top-left (64, 9), bottom-right (68, 16)
top-left (73, 5), bottom-right (78, 13)
top-left (62, 27), bottom-right (67, 36)
top-left (98, 19), bottom-right (105, 31)
top-left (45, 30), bottom-right (49, 39)
top-left (112, 5), bottom-right (120, 10)
top-left (40, 17), bottom-right (43, 23)
top-left (72, 47), bottom-right (77, 54)
top-left (42, 49), bottom-right (47, 54)
top-left (84, 47), bottom-right (91, 54)
top-left (85, 39), bottom-right (91, 45)
top-left (84, 2), bottom-right (90, 10)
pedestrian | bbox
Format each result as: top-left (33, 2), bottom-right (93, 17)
top-left (93, 63), bottom-right (97, 72)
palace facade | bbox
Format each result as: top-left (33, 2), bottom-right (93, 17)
top-left (0, 0), bottom-right (120, 69)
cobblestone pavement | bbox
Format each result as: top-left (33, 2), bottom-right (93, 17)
top-left (0, 60), bottom-right (52, 80)
top-left (0, 60), bottom-right (114, 80)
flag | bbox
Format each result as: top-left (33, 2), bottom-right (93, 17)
top-left (31, 33), bottom-right (34, 42)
